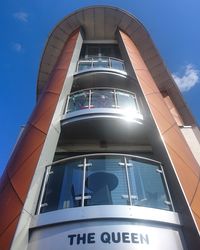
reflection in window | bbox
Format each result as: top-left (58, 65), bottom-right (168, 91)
top-left (93, 57), bottom-right (109, 68)
top-left (116, 91), bottom-right (138, 112)
top-left (110, 59), bottom-right (124, 71)
top-left (66, 89), bottom-right (140, 115)
top-left (40, 159), bottom-right (83, 213)
top-left (91, 90), bottom-right (115, 108)
top-left (127, 159), bottom-right (171, 210)
top-left (77, 61), bottom-right (92, 71)
top-left (86, 156), bottom-right (128, 206)
top-left (80, 44), bottom-right (122, 59)
top-left (67, 91), bottom-right (89, 112)
top-left (39, 155), bottom-right (173, 214)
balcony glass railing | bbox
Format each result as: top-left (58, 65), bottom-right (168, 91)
top-left (38, 154), bottom-right (173, 214)
top-left (76, 56), bottom-right (125, 72)
top-left (65, 88), bottom-right (141, 117)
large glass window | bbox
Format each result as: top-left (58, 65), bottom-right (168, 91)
top-left (80, 44), bottom-right (122, 58)
top-left (77, 44), bottom-right (125, 72)
top-left (38, 155), bottom-right (173, 214)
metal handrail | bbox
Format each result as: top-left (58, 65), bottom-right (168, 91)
top-left (46, 153), bottom-right (162, 167)
top-left (79, 56), bottom-right (124, 63)
top-left (65, 88), bottom-right (141, 114)
top-left (76, 56), bottom-right (125, 72)
top-left (37, 153), bottom-right (175, 214)
top-left (37, 153), bottom-right (174, 214)
top-left (67, 87), bottom-right (135, 97)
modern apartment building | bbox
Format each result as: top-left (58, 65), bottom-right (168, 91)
top-left (1, 6), bottom-right (200, 250)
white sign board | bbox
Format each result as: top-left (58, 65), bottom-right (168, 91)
top-left (29, 223), bottom-right (184, 250)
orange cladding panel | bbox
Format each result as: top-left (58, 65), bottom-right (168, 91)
top-left (0, 216), bottom-right (19, 250)
top-left (191, 183), bottom-right (200, 217)
top-left (0, 179), bottom-right (22, 235)
top-left (10, 143), bottom-right (44, 201)
top-left (0, 29), bottom-right (81, 250)
top-left (29, 93), bottom-right (59, 133)
top-left (119, 30), bottom-right (200, 230)
top-left (7, 124), bottom-right (46, 178)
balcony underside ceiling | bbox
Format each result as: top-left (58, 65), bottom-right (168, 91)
top-left (72, 71), bottom-right (137, 92)
top-left (59, 115), bottom-right (149, 147)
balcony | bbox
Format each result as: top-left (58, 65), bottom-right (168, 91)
top-left (37, 154), bottom-right (173, 214)
top-left (76, 56), bottom-right (126, 74)
top-left (73, 57), bottom-right (127, 91)
top-left (60, 88), bottom-right (146, 146)
top-left (64, 88), bottom-right (142, 120)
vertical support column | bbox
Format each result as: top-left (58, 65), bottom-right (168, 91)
top-left (0, 28), bottom-right (82, 250)
top-left (118, 30), bottom-right (200, 231)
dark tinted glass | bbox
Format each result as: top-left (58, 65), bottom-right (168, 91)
top-left (85, 156), bottom-right (128, 206)
top-left (39, 155), bottom-right (172, 213)
top-left (40, 159), bottom-right (83, 213)
top-left (80, 44), bottom-right (122, 58)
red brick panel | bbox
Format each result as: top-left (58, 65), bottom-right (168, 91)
top-left (0, 29), bottom-right (80, 250)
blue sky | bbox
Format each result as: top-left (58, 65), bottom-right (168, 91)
top-left (0, 0), bottom-right (200, 176)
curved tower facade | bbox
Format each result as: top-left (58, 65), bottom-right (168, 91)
top-left (0, 6), bottom-right (200, 250)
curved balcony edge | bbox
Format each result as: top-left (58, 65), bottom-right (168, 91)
top-left (74, 67), bottom-right (127, 78)
top-left (61, 108), bottom-right (144, 125)
top-left (37, 154), bottom-right (174, 217)
top-left (59, 110), bottom-right (146, 147)
top-left (30, 205), bottom-right (181, 229)
top-left (75, 56), bottom-right (127, 77)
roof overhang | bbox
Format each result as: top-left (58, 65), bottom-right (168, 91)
top-left (37, 5), bottom-right (195, 124)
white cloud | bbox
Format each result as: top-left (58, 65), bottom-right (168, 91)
top-left (13, 11), bottom-right (28, 22)
top-left (172, 64), bottom-right (199, 92)
top-left (12, 43), bottom-right (23, 52)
